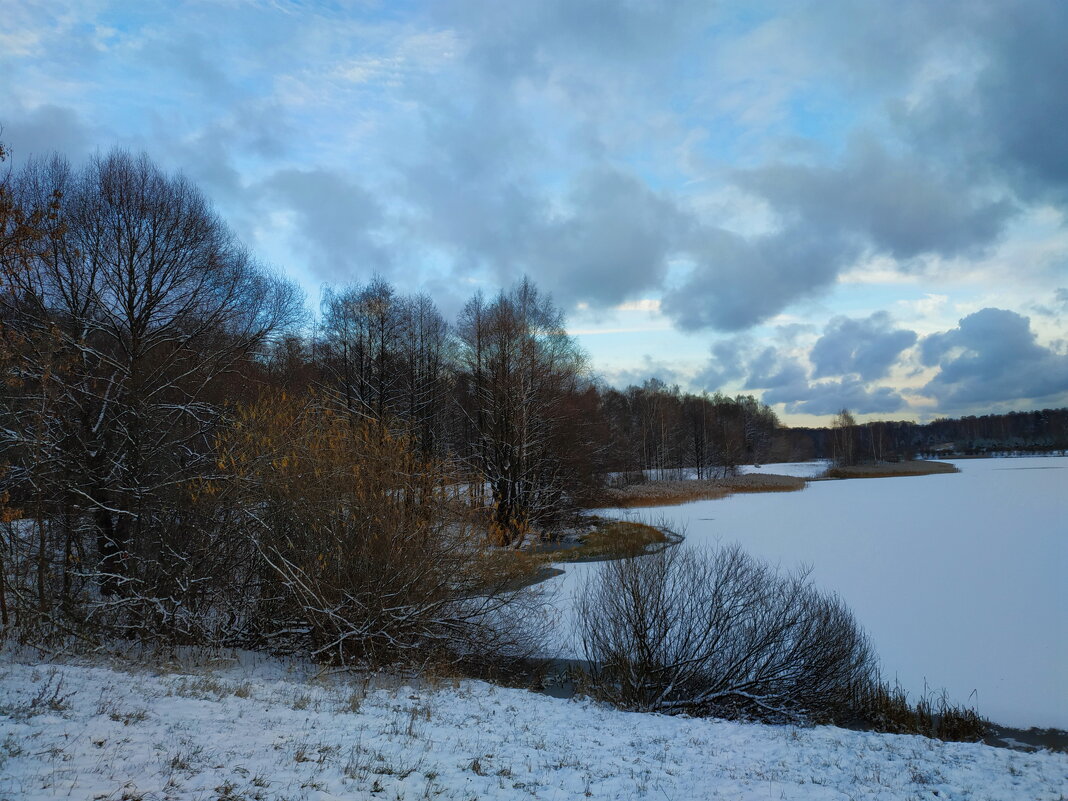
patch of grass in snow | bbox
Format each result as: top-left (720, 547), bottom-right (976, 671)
top-left (0, 667), bottom-right (75, 721)
top-left (859, 682), bottom-right (989, 743)
top-left (605, 473), bottom-right (806, 508)
top-left (822, 459), bottom-right (959, 479)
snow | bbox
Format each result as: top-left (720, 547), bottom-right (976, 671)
top-left (739, 460), bottom-right (832, 479)
top-left (632, 460), bottom-right (831, 482)
top-left (550, 456), bottom-right (1068, 730)
top-left (2, 652), bottom-right (1065, 801)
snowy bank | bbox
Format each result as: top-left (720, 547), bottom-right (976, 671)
top-left (1, 653), bottom-right (1065, 800)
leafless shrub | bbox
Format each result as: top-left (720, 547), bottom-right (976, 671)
top-left (216, 392), bottom-right (551, 669)
top-left (576, 544), bottom-right (877, 723)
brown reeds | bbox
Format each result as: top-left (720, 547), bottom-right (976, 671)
top-left (823, 460), bottom-right (959, 480)
top-left (605, 473), bottom-right (806, 509)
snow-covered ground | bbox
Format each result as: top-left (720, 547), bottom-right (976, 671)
top-left (2, 652), bottom-right (1065, 801)
top-left (551, 456), bottom-right (1068, 730)
top-left (739, 460), bottom-right (831, 478)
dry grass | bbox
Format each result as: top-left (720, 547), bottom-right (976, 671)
top-left (823, 460), bottom-right (959, 480)
top-left (520, 521), bottom-right (671, 564)
top-left (544, 521), bottom-right (671, 562)
top-left (605, 473), bottom-right (806, 509)
top-left (858, 682), bottom-right (988, 743)
top-left (487, 521), bottom-right (673, 589)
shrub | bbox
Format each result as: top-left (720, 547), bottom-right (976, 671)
top-left (576, 543), bottom-right (877, 723)
top-left (216, 392), bottom-right (548, 667)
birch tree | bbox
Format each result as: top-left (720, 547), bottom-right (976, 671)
top-left (455, 278), bottom-right (586, 546)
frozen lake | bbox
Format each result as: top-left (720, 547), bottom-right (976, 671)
top-left (547, 456), bottom-right (1068, 730)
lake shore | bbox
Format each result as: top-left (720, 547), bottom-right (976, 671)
top-left (544, 456), bottom-right (1067, 732)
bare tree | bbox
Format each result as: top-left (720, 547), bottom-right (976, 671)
top-left (397, 292), bottom-right (452, 455)
top-left (319, 277), bottom-right (404, 424)
top-left (577, 544), bottom-right (877, 722)
top-left (318, 280), bottom-right (452, 454)
top-left (832, 408), bottom-right (858, 466)
top-left (455, 278), bottom-right (587, 545)
top-left (0, 150), bottom-right (301, 624)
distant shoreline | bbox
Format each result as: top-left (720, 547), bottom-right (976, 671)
top-left (602, 459), bottom-right (958, 508)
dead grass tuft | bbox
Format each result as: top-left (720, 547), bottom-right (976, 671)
top-left (605, 473), bottom-right (806, 508)
top-left (858, 682), bottom-right (988, 743)
top-left (534, 521), bottom-right (671, 562)
top-left (823, 460), bottom-right (959, 480)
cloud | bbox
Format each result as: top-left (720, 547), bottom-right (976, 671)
top-left (810, 311), bottom-right (917, 381)
top-left (434, 0), bottom-right (713, 83)
top-left (735, 138), bottom-right (1015, 261)
top-left (765, 376), bottom-right (909, 416)
top-left (694, 335), bottom-right (752, 389)
top-left (662, 225), bottom-right (858, 331)
top-left (531, 168), bottom-right (690, 307)
top-left (694, 314), bottom-right (915, 416)
top-left (603, 355), bottom-right (688, 391)
top-left (920, 308), bottom-right (1068, 408)
top-left (894, 2), bottom-right (1068, 206)
top-left (3, 0), bottom-right (1065, 363)
top-left (0, 104), bottom-right (94, 163)
top-left (745, 347), bottom-right (809, 390)
top-left (261, 168), bottom-right (389, 280)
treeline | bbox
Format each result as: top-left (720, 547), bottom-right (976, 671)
top-left (789, 408), bottom-right (1068, 463)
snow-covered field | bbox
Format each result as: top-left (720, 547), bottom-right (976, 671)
top-left (552, 456), bottom-right (1068, 730)
top-left (739, 461), bottom-right (832, 479)
top-left (2, 652), bottom-right (1065, 801)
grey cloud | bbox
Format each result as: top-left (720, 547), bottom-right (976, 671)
top-left (262, 168), bottom-right (388, 280)
top-left (604, 355), bottom-right (687, 391)
top-left (897, 3), bottom-right (1068, 205)
top-left (807, 1), bottom-right (1068, 206)
top-left (745, 348), bottom-right (808, 390)
top-left (810, 311), bottom-right (917, 381)
top-left (532, 168), bottom-right (690, 307)
top-left (435, 0), bottom-right (712, 82)
top-left (404, 101), bottom-right (687, 306)
top-left (0, 105), bottom-right (94, 164)
top-left (662, 134), bottom-right (1016, 334)
top-left (975, 4), bottom-right (1068, 201)
top-left (661, 225), bottom-right (858, 331)
top-left (766, 376), bottom-right (908, 416)
top-left (694, 336), bottom-right (751, 389)
top-left (920, 308), bottom-right (1068, 408)
top-left (142, 32), bottom-right (240, 105)
top-left (695, 316), bottom-right (913, 415)
top-left (735, 138), bottom-right (1014, 261)
top-left (409, 1), bottom-right (1053, 334)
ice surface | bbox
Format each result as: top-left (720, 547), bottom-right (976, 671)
top-left (550, 456), bottom-right (1068, 729)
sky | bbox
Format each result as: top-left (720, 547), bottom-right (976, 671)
top-left (2, 0), bottom-right (1066, 425)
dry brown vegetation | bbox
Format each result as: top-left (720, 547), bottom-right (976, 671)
top-left (822, 460), bottom-right (959, 479)
top-left (490, 521), bottom-right (673, 589)
top-left (605, 473), bottom-right (806, 508)
top-left (535, 521), bottom-right (671, 562)
top-left (858, 682), bottom-right (988, 742)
